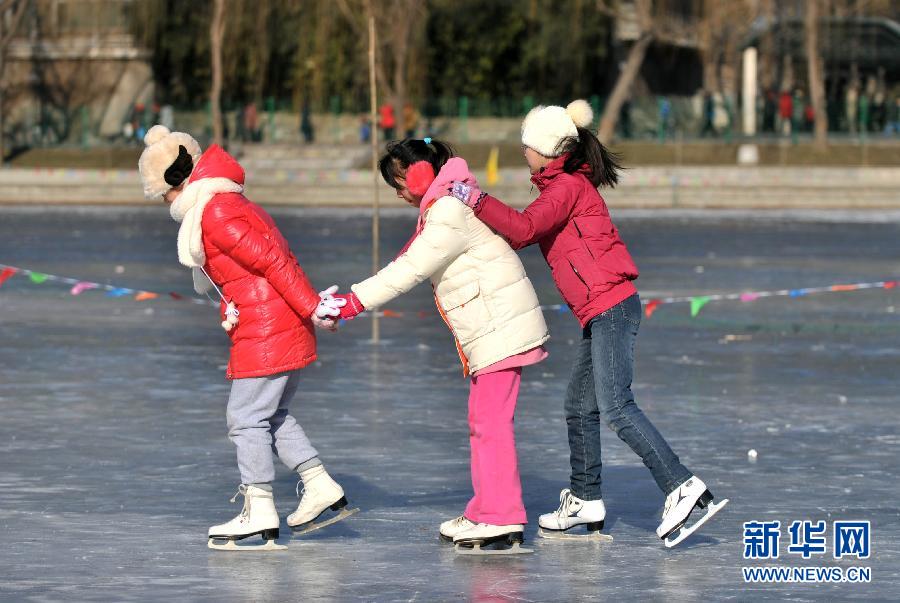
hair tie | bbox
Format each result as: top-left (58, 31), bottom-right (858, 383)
top-left (423, 137), bottom-right (432, 145)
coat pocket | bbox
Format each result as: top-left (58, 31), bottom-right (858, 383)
top-left (566, 247), bottom-right (624, 295)
top-left (438, 281), bottom-right (495, 344)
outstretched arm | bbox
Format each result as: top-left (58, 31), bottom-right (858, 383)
top-left (350, 197), bottom-right (468, 310)
top-left (450, 181), bottom-right (573, 250)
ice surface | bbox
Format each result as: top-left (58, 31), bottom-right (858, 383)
top-left (0, 206), bottom-right (898, 601)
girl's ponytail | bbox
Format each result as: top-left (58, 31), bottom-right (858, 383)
top-left (558, 127), bottom-right (622, 189)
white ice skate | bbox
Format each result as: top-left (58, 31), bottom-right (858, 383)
top-left (538, 488), bottom-right (613, 542)
top-left (439, 515), bottom-right (476, 543)
top-left (453, 523), bottom-right (532, 555)
top-left (657, 476), bottom-right (728, 548)
top-left (208, 484), bottom-right (287, 552)
top-left (287, 465), bottom-right (358, 535)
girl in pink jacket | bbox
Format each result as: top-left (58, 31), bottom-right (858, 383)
top-left (447, 101), bottom-right (727, 548)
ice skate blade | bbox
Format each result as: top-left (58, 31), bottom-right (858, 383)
top-left (207, 538), bottom-right (287, 552)
top-left (538, 528), bottom-right (613, 542)
top-left (454, 542), bottom-right (533, 555)
top-left (291, 506), bottom-right (359, 536)
top-left (664, 498), bottom-right (729, 548)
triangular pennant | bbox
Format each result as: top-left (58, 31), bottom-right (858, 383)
top-left (690, 296), bottom-right (711, 317)
top-left (135, 291), bottom-right (159, 301)
top-left (645, 299), bottom-right (662, 318)
top-left (70, 281), bottom-right (99, 295)
top-left (0, 267), bottom-right (17, 287)
top-left (28, 272), bottom-right (49, 284)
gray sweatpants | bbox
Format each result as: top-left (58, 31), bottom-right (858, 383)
top-left (226, 370), bottom-right (319, 485)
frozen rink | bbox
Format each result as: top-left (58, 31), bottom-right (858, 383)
top-left (1, 206), bottom-right (898, 602)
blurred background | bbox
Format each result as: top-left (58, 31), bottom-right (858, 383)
top-left (0, 0), bottom-right (897, 177)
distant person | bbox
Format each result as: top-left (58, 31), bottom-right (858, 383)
top-left (701, 91), bottom-right (715, 137)
top-left (778, 90), bottom-right (793, 136)
top-left (762, 88), bottom-right (777, 133)
top-left (159, 104), bottom-right (175, 131)
top-left (619, 98), bottom-right (632, 139)
top-left (871, 91), bottom-right (886, 133)
top-left (244, 102), bottom-right (260, 142)
top-left (845, 83), bottom-right (858, 134)
top-left (359, 116), bottom-right (372, 143)
top-left (792, 89), bottom-right (805, 136)
top-left (402, 102), bottom-right (419, 138)
top-left (657, 96), bottom-right (671, 141)
top-left (378, 103), bottom-right (396, 141)
top-left (300, 101), bottom-right (315, 144)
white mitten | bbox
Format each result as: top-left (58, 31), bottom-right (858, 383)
top-left (316, 285), bottom-right (347, 319)
top-left (221, 301), bottom-right (239, 332)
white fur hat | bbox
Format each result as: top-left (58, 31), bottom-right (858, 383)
top-left (521, 99), bottom-right (594, 157)
top-left (138, 125), bottom-right (202, 199)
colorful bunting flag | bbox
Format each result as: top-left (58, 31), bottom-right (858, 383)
top-left (690, 296), bottom-right (711, 317)
top-left (70, 282), bottom-right (98, 295)
top-left (0, 267), bottom-right (16, 287)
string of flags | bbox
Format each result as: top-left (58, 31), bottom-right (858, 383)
top-left (0, 263), bottom-right (214, 307)
top-left (1, 262), bottom-right (897, 319)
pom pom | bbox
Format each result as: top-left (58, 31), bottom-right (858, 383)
top-left (144, 124), bottom-right (171, 146)
top-left (405, 161), bottom-right (435, 196)
top-left (565, 99), bottom-right (593, 129)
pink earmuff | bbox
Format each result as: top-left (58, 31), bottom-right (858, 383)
top-left (405, 161), bottom-right (435, 196)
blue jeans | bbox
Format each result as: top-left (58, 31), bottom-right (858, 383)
top-left (564, 294), bottom-right (692, 500)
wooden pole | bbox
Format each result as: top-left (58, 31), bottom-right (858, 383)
top-left (367, 6), bottom-right (380, 343)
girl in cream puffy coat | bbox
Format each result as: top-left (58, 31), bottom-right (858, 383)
top-left (333, 139), bottom-right (548, 551)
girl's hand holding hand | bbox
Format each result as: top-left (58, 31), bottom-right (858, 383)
top-left (332, 292), bottom-right (365, 320)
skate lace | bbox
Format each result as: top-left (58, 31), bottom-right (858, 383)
top-left (295, 479), bottom-right (305, 500)
top-left (554, 490), bottom-right (575, 517)
top-left (230, 484), bottom-right (251, 521)
top-left (451, 515), bottom-right (469, 528)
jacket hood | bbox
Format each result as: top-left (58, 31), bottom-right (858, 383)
top-left (188, 144), bottom-right (245, 186)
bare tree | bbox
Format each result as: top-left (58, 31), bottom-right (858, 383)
top-left (598, 0), bottom-right (653, 144)
top-left (805, 0), bottom-right (828, 147)
top-left (0, 0), bottom-right (29, 162)
top-left (335, 0), bottom-right (425, 127)
top-left (210, 0), bottom-right (225, 146)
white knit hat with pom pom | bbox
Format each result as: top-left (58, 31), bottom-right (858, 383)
top-left (521, 99), bottom-right (594, 157)
top-left (138, 125), bottom-right (202, 199)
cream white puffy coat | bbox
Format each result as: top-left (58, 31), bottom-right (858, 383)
top-left (352, 196), bottom-right (549, 375)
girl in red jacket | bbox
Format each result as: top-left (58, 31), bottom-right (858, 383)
top-left (447, 101), bottom-right (727, 548)
top-left (138, 126), bottom-right (354, 551)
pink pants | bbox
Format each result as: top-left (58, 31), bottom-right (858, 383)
top-left (464, 367), bottom-right (527, 525)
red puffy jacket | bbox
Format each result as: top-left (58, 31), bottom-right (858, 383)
top-left (475, 155), bottom-right (638, 327)
top-left (192, 146), bottom-right (321, 379)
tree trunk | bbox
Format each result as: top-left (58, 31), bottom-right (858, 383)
top-left (210, 0), bottom-right (225, 146)
top-left (0, 0), bottom-right (29, 163)
top-left (805, 0), bottom-right (828, 148)
top-left (598, 32), bottom-right (652, 144)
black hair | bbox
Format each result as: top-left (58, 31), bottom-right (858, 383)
top-left (164, 145), bottom-right (193, 188)
top-left (378, 138), bottom-right (455, 189)
top-left (553, 127), bottom-right (622, 188)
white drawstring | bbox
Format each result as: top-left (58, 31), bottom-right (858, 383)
top-left (200, 266), bottom-right (239, 317)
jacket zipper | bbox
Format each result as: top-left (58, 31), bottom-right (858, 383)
top-left (569, 260), bottom-right (590, 294)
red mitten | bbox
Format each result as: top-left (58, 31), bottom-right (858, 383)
top-left (405, 161), bottom-right (436, 196)
top-left (333, 292), bottom-right (366, 320)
